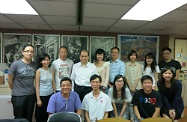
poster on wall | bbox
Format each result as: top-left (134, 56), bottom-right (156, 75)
top-left (90, 36), bottom-right (115, 62)
top-left (0, 33), bottom-right (2, 63)
top-left (62, 35), bottom-right (88, 63)
top-left (4, 33), bottom-right (31, 66)
top-left (33, 34), bottom-right (60, 63)
top-left (118, 35), bottom-right (159, 62)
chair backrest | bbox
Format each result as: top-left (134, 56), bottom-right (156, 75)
top-left (96, 118), bottom-right (130, 122)
top-left (141, 117), bottom-right (172, 122)
top-left (47, 112), bottom-right (81, 122)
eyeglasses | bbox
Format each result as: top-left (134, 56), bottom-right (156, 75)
top-left (23, 50), bottom-right (34, 54)
top-left (116, 80), bottom-right (124, 83)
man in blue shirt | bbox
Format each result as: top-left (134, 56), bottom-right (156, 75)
top-left (109, 47), bottom-right (125, 87)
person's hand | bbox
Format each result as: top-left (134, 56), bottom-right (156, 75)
top-left (37, 99), bottom-right (42, 107)
top-left (169, 109), bottom-right (175, 120)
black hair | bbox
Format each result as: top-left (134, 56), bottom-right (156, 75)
top-left (141, 75), bottom-right (153, 84)
top-left (128, 50), bottom-right (137, 60)
top-left (22, 44), bottom-right (34, 51)
top-left (80, 50), bottom-right (89, 56)
top-left (113, 75), bottom-right (129, 100)
top-left (144, 53), bottom-right (157, 72)
top-left (157, 66), bottom-right (176, 91)
top-left (59, 46), bottom-right (68, 52)
top-left (90, 74), bottom-right (102, 83)
top-left (162, 47), bottom-right (172, 53)
top-left (95, 48), bottom-right (105, 61)
top-left (111, 47), bottom-right (120, 53)
top-left (60, 77), bottom-right (72, 86)
top-left (38, 53), bottom-right (50, 68)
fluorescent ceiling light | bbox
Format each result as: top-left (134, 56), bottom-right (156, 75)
top-left (121, 0), bottom-right (187, 21)
top-left (0, 0), bottom-right (38, 15)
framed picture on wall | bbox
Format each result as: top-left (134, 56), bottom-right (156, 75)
top-left (61, 35), bottom-right (88, 63)
top-left (118, 35), bottom-right (159, 62)
top-left (0, 33), bottom-right (2, 63)
top-left (33, 34), bottom-right (60, 63)
top-left (4, 33), bottom-right (31, 66)
top-left (90, 36), bottom-right (115, 62)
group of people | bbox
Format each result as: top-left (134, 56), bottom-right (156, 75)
top-left (7, 44), bottom-right (184, 122)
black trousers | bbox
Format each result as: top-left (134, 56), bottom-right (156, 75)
top-left (11, 94), bottom-right (36, 122)
top-left (74, 83), bottom-right (92, 101)
top-left (35, 94), bottom-right (52, 122)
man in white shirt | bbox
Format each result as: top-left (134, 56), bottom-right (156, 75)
top-left (71, 50), bottom-right (98, 101)
top-left (82, 74), bottom-right (113, 122)
top-left (51, 46), bottom-right (74, 92)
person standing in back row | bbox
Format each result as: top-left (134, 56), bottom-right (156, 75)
top-left (158, 47), bottom-right (182, 79)
top-left (51, 46), bottom-right (74, 92)
top-left (8, 44), bottom-right (37, 122)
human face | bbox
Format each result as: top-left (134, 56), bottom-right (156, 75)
top-left (111, 49), bottom-right (119, 60)
top-left (60, 80), bottom-right (72, 94)
top-left (22, 46), bottom-right (34, 60)
top-left (146, 56), bottom-right (153, 65)
top-left (91, 78), bottom-right (101, 90)
top-left (141, 79), bottom-right (153, 92)
top-left (80, 51), bottom-right (89, 64)
top-left (96, 53), bottom-right (104, 61)
top-left (115, 77), bottom-right (124, 89)
top-left (41, 57), bottom-right (50, 67)
top-left (130, 53), bottom-right (136, 61)
top-left (59, 48), bottom-right (68, 60)
top-left (163, 50), bottom-right (171, 60)
top-left (162, 69), bottom-right (173, 81)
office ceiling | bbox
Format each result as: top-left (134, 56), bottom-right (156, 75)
top-left (0, 0), bottom-right (187, 36)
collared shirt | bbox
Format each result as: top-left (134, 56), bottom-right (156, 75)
top-left (47, 91), bottom-right (81, 113)
top-left (125, 62), bottom-right (142, 90)
top-left (82, 91), bottom-right (113, 122)
top-left (71, 62), bottom-right (98, 87)
top-left (109, 59), bottom-right (125, 83)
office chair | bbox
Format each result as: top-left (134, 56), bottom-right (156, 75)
top-left (96, 118), bottom-right (130, 122)
top-left (141, 117), bottom-right (172, 122)
top-left (47, 112), bottom-right (81, 122)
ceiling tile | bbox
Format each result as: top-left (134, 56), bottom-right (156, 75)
top-left (5, 14), bottom-right (46, 24)
top-left (0, 22), bottom-right (25, 29)
top-left (22, 23), bottom-right (51, 30)
top-left (83, 18), bottom-right (116, 26)
top-left (178, 3), bottom-right (187, 10)
top-left (80, 26), bottom-right (108, 32)
top-left (140, 22), bottom-right (178, 29)
top-left (51, 25), bottom-right (79, 31)
top-left (86, 0), bottom-right (139, 5)
top-left (84, 3), bottom-right (132, 19)
top-left (113, 20), bottom-right (148, 28)
top-left (43, 16), bottom-right (76, 25)
top-left (28, 0), bottom-right (76, 16)
top-left (155, 10), bottom-right (187, 23)
top-left (107, 27), bottom-right (134, 33)
top-left (0, 14), bottom-right (14, 23)
top-left (130, 28), bottom-right (159, 35)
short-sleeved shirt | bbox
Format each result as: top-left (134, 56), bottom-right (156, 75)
top-left (108, 87), bottom-right (132, 104)
top-left (109, 59), bottom-right (125, 83)
top-left (158, 59), bottom-right (182, 73)
top-left (51, 58), bottom-right (74, 91)
top-left (47, 91), bottom-right (81, 114)
top-left (132, 89), bottom-right (162, 119)
top-left (8, 60), bottom-right (37, 96)
top-left (82, 91), bottom-right (113, 122)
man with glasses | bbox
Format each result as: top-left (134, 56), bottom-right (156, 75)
top-left (47, 77), bottom-right (82, 116)
top-left (158, 47), bottom-right (182, 79)
top-left (109, 47), bottom-right (125, 88)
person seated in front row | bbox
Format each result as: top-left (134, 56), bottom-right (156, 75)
top-left (132, 75), bottom-right (162, 122)
top-left (47, 77), bottom-right (82, 116)
top-left (82, 74), bottom-right (113, 122)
